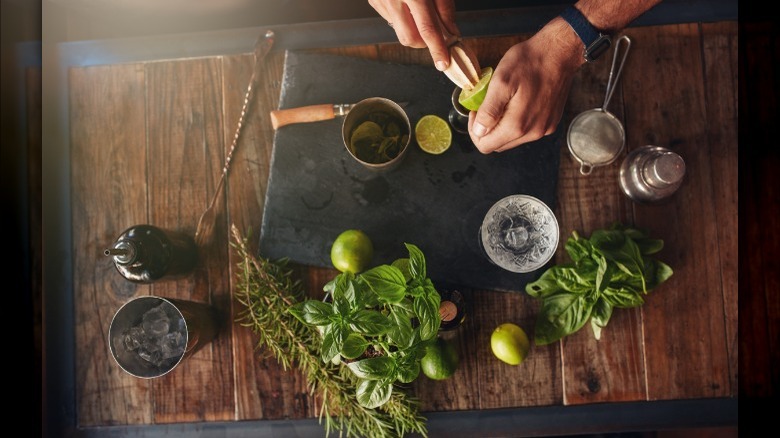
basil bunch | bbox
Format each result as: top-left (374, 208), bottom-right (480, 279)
top-left (289, 243), bottom-right (441, 409)
top-left (525, 223), bottom-right (673, 345)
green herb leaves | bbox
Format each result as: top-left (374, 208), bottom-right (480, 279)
top-left (349, 112), bottom-right (409, 164)
top-left (526, 223), bottom-right (673, 345)
top-left (290, 243), bottom-right (441, 409)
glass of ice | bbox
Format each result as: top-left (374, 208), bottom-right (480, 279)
top-left (109, 296), bottom-right (219, 378)
top-left (479, 194), bottom-right (559, 273)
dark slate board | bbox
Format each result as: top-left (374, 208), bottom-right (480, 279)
top-left (259, 51), bottom-right (560, 293)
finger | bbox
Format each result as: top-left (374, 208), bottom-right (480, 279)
top-left (434, 0), bottom-right (460, 36)
top-left (392, 3), bottom-right (428, 48)
top-left (469, 69), bottom-right (513, 143)
top-left (406, 1), bottom-right (451, 70)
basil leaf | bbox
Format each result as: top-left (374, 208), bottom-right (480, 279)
top-left (360, 265), bottom-right (407, 303)
top-left (405, 243), bottom-right (427, 280)
top-left (287, 302), bottom-right (307, 325)
top-left (553, 265), bottom-right (593, 294)
top-left (590, 298), bottom-right (613, 341)
top-left (396, 353), bottom-right (421, 383)
top-left (391, 257), bottom-right (413, 282)
top-left (645, 259), bottom-right (674, 289)
top-left (298, 300), bottom-right (333, 326)
top-left (356, 379), bottom-right (393, 409)
top-left (602, 286), bottom-right (645, 308)
top-left (526, 268), bottom-right (563, 298)
top-left (347, 356), bottom-right (395, 380)
top-left (592, 229), bottom-right (645, 278)
top-left (350, 309), bottom-right (391, 336)
top-left (387, 307), bottom-right (414, 346)
top-left (565, 233), bottom-right (592, 262)
top-left (320, 327), bottom-right (341, 363)
top-left (534, 291), bottom-right (595, 345)
top-left (341, 333), bottom-right (369, 359)
top-left (414, 293), bottom-right (441, 340)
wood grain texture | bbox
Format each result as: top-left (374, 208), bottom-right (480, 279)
top-left (144, 58), bottom-right (235, 422)
top-left (225, 50), bottom-right (316, 421)
top-left (625, 24), bottom-right (730, 400)
top-left (701, 21), bottom-right (739, 395)
top-left (70, 64), bottom-right (152, 426)
top-left (67, 21), bottom-right (740, 427)
top-left (556, 30), bottom-right (644, 405)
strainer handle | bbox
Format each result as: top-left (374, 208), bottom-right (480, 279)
top-left (579, 162), bottom-right (594, 175)
top-left (602, 35), bottom-right (632, 111)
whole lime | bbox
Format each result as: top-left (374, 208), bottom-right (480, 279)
top-left (421, 337), bottom-right (459, 380)
top-left (490, 322), bottom-right (530, 365)
top-left (330, 229), bottom-right (374, 274)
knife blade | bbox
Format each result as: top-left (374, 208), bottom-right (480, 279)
top-left (270, 101), bottom-right (409, 130)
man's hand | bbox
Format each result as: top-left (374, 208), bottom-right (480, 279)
top-left (368, 0), bottom-right (458, 71)
top-left (468, 18), bottom-right (582, 153)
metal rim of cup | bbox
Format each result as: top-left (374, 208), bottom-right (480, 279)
top-left (566, 108), bottom-right (626, 175)
top-left (341, 97), bottom-right (411, 171)
top-left (108, 295), bottom-right (188, 379)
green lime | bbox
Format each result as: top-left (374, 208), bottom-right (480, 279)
top-left (421, 337), bottom-right (459, 380)
top-left (415, 115), bottom-right (452, 155)
top-left (330, 229), bottom-right (374, 274)
top-left (458, 67), bottom-right (493, 112)
top-left (490, 322), bottom-right (530, 366)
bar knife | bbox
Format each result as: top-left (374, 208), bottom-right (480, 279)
top-left (270, 101), bottom-right (409, 130)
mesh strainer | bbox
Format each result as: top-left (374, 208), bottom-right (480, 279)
top-left (567, 35), bottom-right (632, 175)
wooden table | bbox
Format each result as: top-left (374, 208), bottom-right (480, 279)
top-left (46, 5), bottom-right (739, 437)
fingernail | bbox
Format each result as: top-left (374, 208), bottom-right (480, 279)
top-left (473, 122), bottom-right (488, 137)
top-left (435, 60), bottom-right (447, 71)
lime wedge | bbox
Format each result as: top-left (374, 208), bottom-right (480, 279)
top-left (458, 67), bottom-right (493, 112)
top-left (415, 115), bottom-right (452, 155)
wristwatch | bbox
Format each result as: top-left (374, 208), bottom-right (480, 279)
top-left (560, 5), bottom-right (612, 62)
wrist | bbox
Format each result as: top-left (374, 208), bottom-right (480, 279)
top-left (538, 16), bottom-right (587, 72)
top-left (559, 4), bottom-right (612, 63)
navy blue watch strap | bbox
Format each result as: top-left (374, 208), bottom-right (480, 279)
top-left (560, 5), bottom-right (612, 62)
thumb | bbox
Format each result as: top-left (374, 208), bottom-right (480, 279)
top-left (471, 88), bottom-right (508, 138)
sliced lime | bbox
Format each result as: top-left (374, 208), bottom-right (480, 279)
top-left (458, 66), bottom-right (493, 112)
top-left (415, 115), bottom-right (452, 155)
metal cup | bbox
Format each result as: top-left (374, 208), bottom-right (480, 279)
top-left (342, 97), bottom-right (411, 172)
top-left (449, 86), bottom-right (470, 134)
top-left (108, 296), bottom-right (219, 379)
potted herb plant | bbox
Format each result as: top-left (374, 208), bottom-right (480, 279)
top-left (289, 243), bottom-right (441, 409)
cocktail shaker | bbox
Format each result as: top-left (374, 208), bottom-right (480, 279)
top-left (619, 145), bottom-right (686, 203)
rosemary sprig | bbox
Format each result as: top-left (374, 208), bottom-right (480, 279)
top-left (230, 225), bottom-right (428, 437)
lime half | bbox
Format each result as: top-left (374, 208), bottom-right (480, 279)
top-left (415, 115), bottom-right (452, 155)
top-left (458, 67), bottom-right (493, 112)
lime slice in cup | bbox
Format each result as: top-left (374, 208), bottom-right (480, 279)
top-left (458, 67), bottom-right (493, 112)
top-left (415, 115), bottom-right (452, 155)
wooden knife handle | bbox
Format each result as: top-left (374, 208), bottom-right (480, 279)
top-left (270, 104), bottom-right (335, 130)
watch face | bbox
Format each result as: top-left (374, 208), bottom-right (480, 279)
top-left (586, 35), bottom-right (612, 62)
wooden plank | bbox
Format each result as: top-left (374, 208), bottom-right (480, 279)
top-left (701, 21), bottom-right (739, 395)
top-left (225, 50), bottom-right (316, 421)
top-left (739, 21), bottom-right (780, 398)
top-left (145, 58), bottom-right (234, 422)
top-left (625, 24), bottom-right (730, 400)
top-left (69, 63), bottom-right (152, 426)
top-left (470, 289), bottom-right (562, 409)
top-left (556, 30), bottom-right (644, 405)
